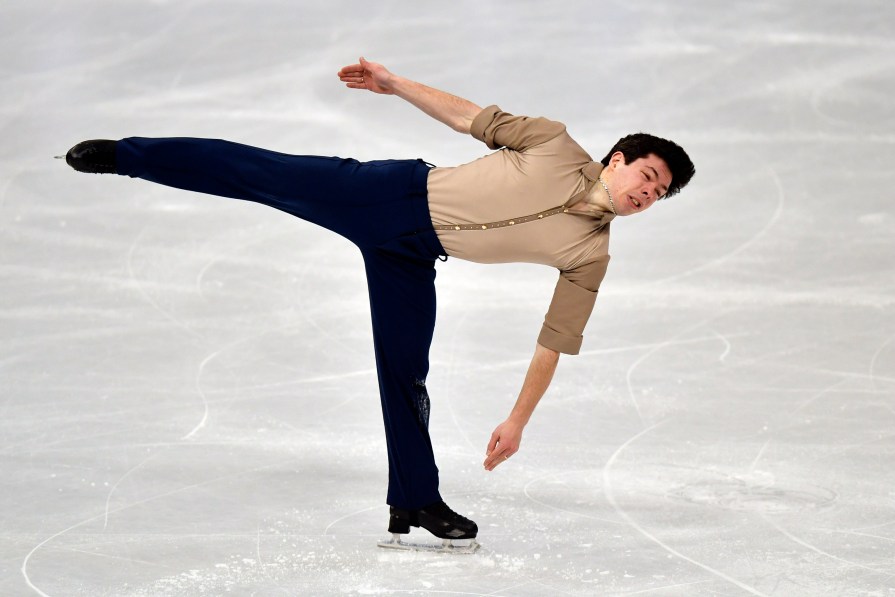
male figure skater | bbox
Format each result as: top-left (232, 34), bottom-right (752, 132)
top-left (64, 57), bottom-right (694, 550)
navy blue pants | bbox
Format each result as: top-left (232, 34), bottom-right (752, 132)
top-left (117, 137), bottom-right (446, 509)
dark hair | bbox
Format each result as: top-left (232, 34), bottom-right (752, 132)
top-left (600, 133), bottom-right (695, 198)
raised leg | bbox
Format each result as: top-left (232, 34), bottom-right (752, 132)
top-left (69, 137), bottom-right (431, 248)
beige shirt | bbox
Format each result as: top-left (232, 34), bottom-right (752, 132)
top-left (426, 105), bottom-right (615, 355)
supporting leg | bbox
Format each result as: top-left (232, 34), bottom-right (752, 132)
top-left (362, 242), bottom-right (441, 510)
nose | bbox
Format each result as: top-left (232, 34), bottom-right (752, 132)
top-left (641, 186), bottom-right (658, 202)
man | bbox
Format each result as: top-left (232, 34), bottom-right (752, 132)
top-left (64, 57), bottom-right (694, 550)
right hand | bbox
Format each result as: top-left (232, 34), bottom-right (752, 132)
top-left (337, 57), bottom-right (395, 95)
top-left (483, 418), bottom-right (524, 471)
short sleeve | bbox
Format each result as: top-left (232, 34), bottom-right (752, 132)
top-left (537, 256), bottom-right (611, 355)
top-left (470, 105), bottom-right (567, 152)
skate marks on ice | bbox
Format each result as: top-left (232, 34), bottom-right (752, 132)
top-left (603, 417), bottom-right (895, 592)
top-left (809, 53), bottom-right (895, 129)
top-left (20, 461), bottom-right (291, 597)
top-left (522, 470), bottom-right (625, 528)
top-left (665, 474), bottom-right (837, 515)
top-left (602, 421), bottom-right (771, 597)
top-left (641, 164), bottom-right (785, 289)
top-left (868, 335), bottom-right (895, 393)
top-left (757, 511), bottom-right (895, 580)
top-left (125, 225), bottom-right (205, 342)
top-left (623, 314), bottom-right (736, 426)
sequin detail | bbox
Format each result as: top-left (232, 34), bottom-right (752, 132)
top-left (412, 379), bottom-right (431, 428)
top-left (432, 204), bottom-right (568, 231)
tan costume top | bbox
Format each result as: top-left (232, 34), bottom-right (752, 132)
top-left (426, 105), bottom-right (616, 355)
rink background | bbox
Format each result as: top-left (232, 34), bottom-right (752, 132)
top-left (2, 1), bottom-right (894, 595)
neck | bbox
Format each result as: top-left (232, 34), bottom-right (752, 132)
top-left (597, 177), bottom-right (617, 215)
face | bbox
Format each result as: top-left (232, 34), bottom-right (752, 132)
top-left (602, 152), bottom-right (673, 216)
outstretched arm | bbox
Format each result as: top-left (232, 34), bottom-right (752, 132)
top-left (338, 57), bottom-right (482, 134)
top-left (483, 342), bottom-right (560, 471)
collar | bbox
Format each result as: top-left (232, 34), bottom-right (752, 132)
top-left (563, 161), bottom-right (616, 224)
top-left (582, 161), bottom-right (604, 183)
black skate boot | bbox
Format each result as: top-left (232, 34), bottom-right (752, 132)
top-left (379, 500), bottom-right (480, 553)
top-left (64, 140), bottom-right (117, 174)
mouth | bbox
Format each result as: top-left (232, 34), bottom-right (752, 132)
top-left (628, 195), bottom-right (642, 210)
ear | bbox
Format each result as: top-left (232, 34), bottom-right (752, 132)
top-left (609, 151), bottom-right (626, 168)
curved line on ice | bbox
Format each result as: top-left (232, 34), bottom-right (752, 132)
top-left (869, 335), bottom-right (895, 393)
top-left (22, 461), bottom-right (286, 597)
top-left (103, 450), bottom-right (162, 530)
top-left (624, 315), bottom-right (730, 427)
top-left (322, 503), bottom-right (384, 536)
top-left (183, 349), bottom-right (218, 440)
top-left (645, 164), bottom-right (785, 287)
top-left (126, 226), bottom-right (204, 340)
top-left (521, 469), bottom-right (624, 526)
top-left (602, 420), bottom-right (770, 597)
top-left (760, 512), bottom-right (895, 578)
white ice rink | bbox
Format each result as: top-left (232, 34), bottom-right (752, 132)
top-left (2, 1), bottom-right (894, 595)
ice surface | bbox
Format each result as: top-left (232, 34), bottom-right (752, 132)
top-left (2, 1), bottom-right (894, 595)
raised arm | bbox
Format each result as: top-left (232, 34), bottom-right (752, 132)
top-left (483, 342), bottom-right (560, 471)
top-left (338, 57), bottom-right (482, 134)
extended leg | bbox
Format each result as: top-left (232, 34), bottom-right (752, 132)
top-left (67, 137), bottom-right (425, 243)
top-left (114, 137), bottom-right (364, 230)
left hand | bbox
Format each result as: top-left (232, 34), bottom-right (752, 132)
top-left (337, 56), bottom-right (395, 95)
top-left (484, 419), bottom-right (523, 471)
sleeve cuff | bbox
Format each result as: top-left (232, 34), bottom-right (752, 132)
top-left (469, 105), bottom-right (502, 149)
top-left (537, 325), bottom-right (583, 355)
top-left (538, 272), bottom-right (601, 356)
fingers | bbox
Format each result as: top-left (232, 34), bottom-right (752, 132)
top-left (338, 57), bottom-right (369, 78)
top-left (483, 421), bottom-right (523, 471)
top-left (483, 431), bottom-right (500, 470)
top-left (338, 66), bottom-right (363, 80)
top-left (483, 447), bottom-right (515, 471)
top-left (338, 57), bottom-right (375, 91)
top-left (486, 430), bottom-right (499, 455)
top-left (484, 433), bottom-right (517, 471)
top-left (337, 64), bottom-right (366, 90)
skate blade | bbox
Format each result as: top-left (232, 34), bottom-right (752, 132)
top-left (377, 534), bottom-right (480, 554)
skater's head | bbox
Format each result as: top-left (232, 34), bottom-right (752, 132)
top-left (598, 134), bottom-right (694, 216)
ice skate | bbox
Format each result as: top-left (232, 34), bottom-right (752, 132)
top-left (64, 140), bottom-right (117, 174)
top-left (377, 500), bottom-right (480, 554)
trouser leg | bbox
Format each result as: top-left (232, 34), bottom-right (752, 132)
top-left (115, 137), bottom-right (421, 241)
top-left (362, 241), bottom-right (442, 510)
